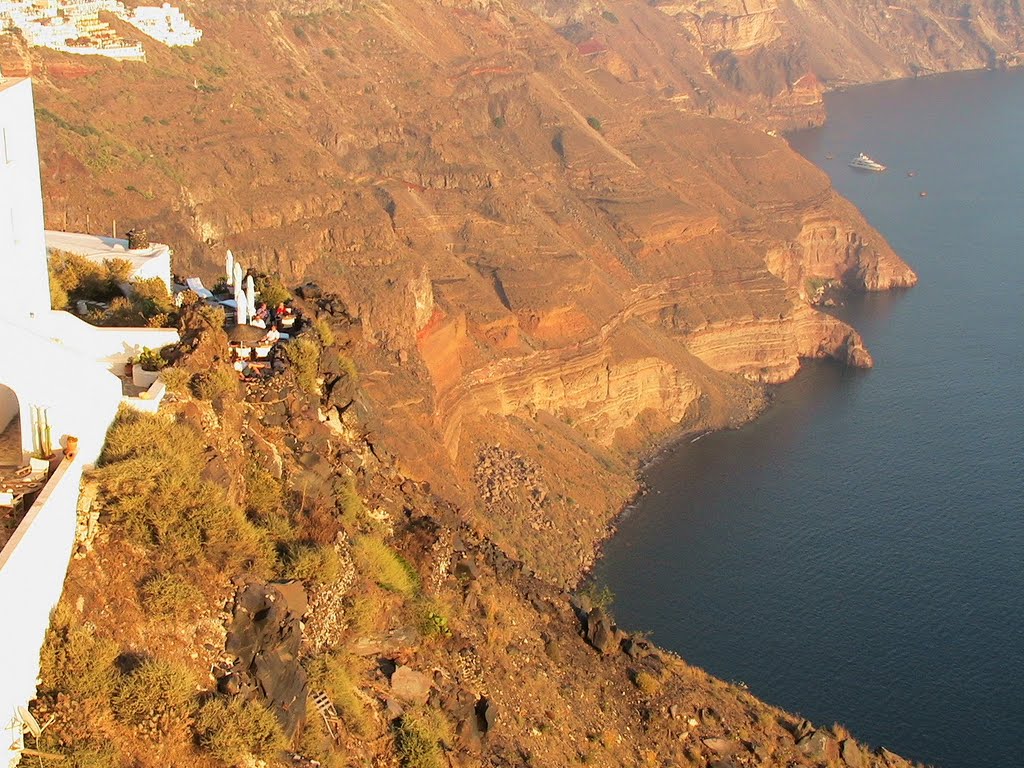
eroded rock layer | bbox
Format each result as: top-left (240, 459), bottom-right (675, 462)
top-left (7, 0), bottom-right (983, 581)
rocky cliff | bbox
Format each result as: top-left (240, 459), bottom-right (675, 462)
top-left (14, 1), bottom-right (1022, 764)
top-left (0, 0), bottom-right (953, 582)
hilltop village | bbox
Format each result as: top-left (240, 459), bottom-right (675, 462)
top-left (0, 0), bottom-right (200, 60)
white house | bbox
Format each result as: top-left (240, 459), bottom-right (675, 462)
top-left (0, 74), bottom-right (178, 765)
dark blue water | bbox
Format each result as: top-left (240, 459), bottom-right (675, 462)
top-left (594, 70), bottom-right (1024, 768)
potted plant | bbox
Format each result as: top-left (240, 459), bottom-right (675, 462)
top-left (132, 346), bottom-right (167, 387)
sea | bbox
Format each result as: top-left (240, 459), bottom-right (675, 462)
top-left (593, 69), bottom-right (1024, 768)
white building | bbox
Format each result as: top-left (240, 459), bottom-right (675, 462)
top-left (128, 3), bottom-right (201, 46)
top-left (0, 77), bottom-right (51, 321)
top-left (0, 75), bottom-right (178, 765)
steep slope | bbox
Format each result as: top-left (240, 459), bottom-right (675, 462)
top-left (10, 0), bottom-right (926, 579)
top-left (29, 319), bottom-right (933, 768)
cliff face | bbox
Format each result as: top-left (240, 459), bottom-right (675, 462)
top-left (5, 0), bottom-right (949, 579)
top-left (16, 4), bottom-right (1020, 766)
top-left (536, 0), bottom-right (1024, 128)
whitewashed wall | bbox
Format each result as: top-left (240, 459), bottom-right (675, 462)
top-left (0, 79), bottom-right (51, 320)
top-left (0, 459), bottom-right (85, 759)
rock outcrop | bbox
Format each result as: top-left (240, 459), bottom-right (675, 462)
top-left (221, 581), bottom-right (308, 737)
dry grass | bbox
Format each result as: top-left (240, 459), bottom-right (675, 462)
top-left (111, 658), bottom-right (197, 731)
top-left (632, 670), bottom-right (662, 695)
top-left (96, 407), bottom-right (276, 573)
top-left (138, 572), bottom-right (203, 617)
top-left (282, 541), bottom-right (342, 585)
top-left (158, 366), bottom-right (192, 397)
top-left (337, 474), bottom-right (365, 527)
top-left (353, 536), bottom-right (420, 597)
top-left (195, 697), bottom-right (286, 765)
top-left (192, 365), bottom-right (239, 401)
top-left (394, 708), bottom-right (452, 768)
top-left (307, 653), bottom-right (373, 736)
top-left (37, 602), bottom-right (119, 702)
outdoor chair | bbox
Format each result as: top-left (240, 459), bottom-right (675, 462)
top-left (185, 277), bottom-right (214, 299)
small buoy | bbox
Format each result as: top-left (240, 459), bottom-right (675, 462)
top-left (907, 170), bottom-right (917, 177)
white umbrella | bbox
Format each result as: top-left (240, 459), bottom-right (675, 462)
top-left (233, 262), bottom-right (243, 294)
top-left (225, 249), bottom-right (234, 284)
top-left (245, 274), bottom-right (256, 317)
top-left (234, 284), bottom-right (248, 325)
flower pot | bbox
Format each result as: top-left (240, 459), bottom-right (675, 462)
top-left (132, 366), bottom-right (160, 388)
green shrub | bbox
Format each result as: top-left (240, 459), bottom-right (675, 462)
top-left (579, 582), bottom-right (615, 611)
top-left (196, 697), bottom-right (286, 764)
top-left (257, 276), bottom-right (291, 308)
top-left (586, 116), bottom-right (603, 132)
top-left (136, 346), bottom-right (168, 372)
top-left (50, 273), bottom-right (69, 310)
top-left (282, 541), bottom-right (341, 584)
top-left (353, 536), bottom-right (420, 597)
top-left (192, 365), bottom-right (239, 401)
top-left (131, 277), bottom-right (175, 316)
top-left (48, 251), bottom-right (127, 305)
top-left (492, 115), bottom-right (506, 129)
top-left (112, 658), bottom-right (197, 729)
top-left (601, 10), bottom-right (618, 23)
top-left (159, 366), bottom-right (192, 397)
top-left (419, 602), bottom-right (452, 638)
top-left (287, 337), bottom-right (321, 396)
top-left (394, 710), bottom-right (450, 768)
top-left (139, 572), bottom-right (202, 617)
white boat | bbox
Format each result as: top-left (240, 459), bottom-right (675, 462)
top-left (849, 153), bottom-right (886, 172)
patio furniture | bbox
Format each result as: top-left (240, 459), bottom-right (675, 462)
top-left (185, 277), bottom-right (214, 299)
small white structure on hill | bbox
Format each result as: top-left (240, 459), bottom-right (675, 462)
top-left (0, 74), bottom-right (178, 765)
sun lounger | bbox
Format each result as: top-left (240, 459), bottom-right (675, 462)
top-left (185, 277), bottom-right (214, 299)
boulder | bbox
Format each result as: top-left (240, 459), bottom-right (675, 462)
top-left (798, 729), bottom-right (839, 763)
top-left (584, 607), bottom-right (616, 654)
top-left (793, 718), bottom-right (815, 742)
top-left (841, 739), bottom-right (864, 768)
top-left (222, 581), bottom-right (308, 736)
top-left (390, 665), bottom-right (432, 704)
top-left (702, 737), bottom-right (738, 755)
top-left (270, 580), bottom-right (307, 617)
top-left (456, 716), bottom-right (483, 752)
